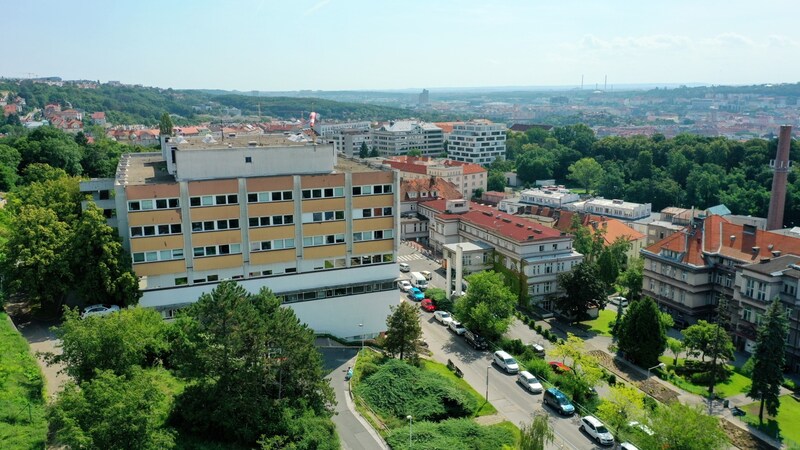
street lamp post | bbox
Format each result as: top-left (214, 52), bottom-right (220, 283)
top-left (647, 362), bottom-right (666, 378)
top-left (485, 366), bottom-right (491, 401)
top-left (358, 323), bottom-right (364, 351)
top-left (407, 415), bottom-right (412, 448)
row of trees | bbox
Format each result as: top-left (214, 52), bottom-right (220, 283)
top-left (490, 125), bottom-right (800, 227)
top-left (47, 281), bottom-right (338, 449)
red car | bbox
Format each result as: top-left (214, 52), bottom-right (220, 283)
top-left (420, 298), bottom-right (436, 312)
top-left (549, 361), bottom-right (572, 374)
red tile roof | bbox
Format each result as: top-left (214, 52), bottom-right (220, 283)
top-left (382, 160), bottom-right (429, 175)
top-left (433, 122), bottom-right (459, 133)
top-left (424, 200), bottom-right (564, 243)
top-left (645, 214), bottom-right (800, 266)
top-left (91, 112), bottom-right (106, 119)
top-left (400, 177), bottom-right (462, 202)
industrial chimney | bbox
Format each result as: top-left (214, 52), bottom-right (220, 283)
top-left (766, 125), bottom-right (793, 230)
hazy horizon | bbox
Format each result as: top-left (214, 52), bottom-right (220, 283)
top-left (5, 0), bottom-right (800, 92)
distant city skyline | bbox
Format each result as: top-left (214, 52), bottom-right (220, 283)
top-left (5, 0), bottom-right (800, 92)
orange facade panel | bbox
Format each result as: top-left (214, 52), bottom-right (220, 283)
top-left (353, 217), bottom-right (394, 232)
top-left (133, 259), bottom-right (186, 277)
top-left (249, 226), bottom-right (296, 241)
top-left (191, 230), bottom-right (243, 247)
top-left (303, 221), bottom-right (346, 236)
top-left (301, 198), bottom-right (346, 213)
top-left (130, 235), bottom-right (185, 252)
top-left (126, 183), bottom-right (180, 200)
top-left (190, 205), bottom-right (240, 221)
top-left (188, 179), bottom-right (239, 196)
top-left (353, 240), bottom-right (394, 254)
top-left (352, 171), bottom-right (393, 185)
top-left (246, 176), bottom-right (293, 192)
top-left (300, 173), bottom-right (345, 189)
top-left (303, 244), bottom-right (346, 259)
top-left (247, 201), bottom-right (295, 216)
top-left (127, 209), bottom-right (182, 226)
top-left (193, 254), bottom-right (243, 271)
top-left (353, 194), bottom-right (394, 209)
top-left (250, 249), bottom-right (296, 265)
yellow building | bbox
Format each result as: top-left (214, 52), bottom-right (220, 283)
top-left (81, 134), bottom-right (400, 339)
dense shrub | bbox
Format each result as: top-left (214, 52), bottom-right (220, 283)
top-left (607, 374), bottom-right (617, 386)
top-left (355, 359), bottom-right (476, 421)
top-left (498, 338), bottom-right (525, 355)
top-left (385, 418), bottom-right (516, 450)
top-left (738, 356), bottom-right (755, 377)
top-left (524, 358), bottom-right (555, 381)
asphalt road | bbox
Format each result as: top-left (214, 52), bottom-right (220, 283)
top-left (398, 243), bottom-right (605, 450)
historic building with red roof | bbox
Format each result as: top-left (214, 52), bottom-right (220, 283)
top-left (383, 155), bottom-right (487, 200)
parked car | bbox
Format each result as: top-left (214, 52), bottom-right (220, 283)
top-left (409, 287), bottom-right (424, 301)
top-left (530, 343), bottom-right (546, 358)
top-left (81, 304), bottom-right (120, 319)
top-left (434, 310), bottom-right (453, 325)
top-left (420, 298), bottom-right (436, 312)
top-left (580, 416), bottom-right (614, 446)
top-left (517, 371), bottom-right (543, 393)
top-left (420, 270), bottom-right (432, 280)
top-left (398, 280), bottom-right (412, 292)
top-left (493, 350), bottom-right (520, 374)
top-left (611, 296), bottom-right (628, 307)
top-left (627, 421), bottom-right (654, 436)
top-left (618, 443), bottom-right (640, 450)
top-left (448, 320), bottom-right (466, 335)
top-left (464, 329), bottom-right (488, 350)
top-left (399, 262), bottom-right (410, 272)
top-left (549, 361), bottom-right (572, 374)
top-left (543, 387), bottom-right (575, 416)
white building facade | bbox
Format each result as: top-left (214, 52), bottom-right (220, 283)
top-left (447, 120), bottom-right (507, 164)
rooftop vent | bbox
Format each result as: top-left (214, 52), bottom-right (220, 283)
top-left (760, 258), bottom-right (771, 263)
top-left (752, 246), bottom-right (760, 253)
top-left (502, 218), bottom-right (511, 223)
top-left (528, 235), bottom-right (535, 240)
top-left (772, 250), bottom-right (782, 257)
top-left (730, 235), bottom-right (736, 242)
top-left (482, 211), bottom-right (493, 217)
top-left (516, 223), bottom-right (524, 228)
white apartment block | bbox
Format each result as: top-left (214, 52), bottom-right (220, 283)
top-left (372, 121), bottom-right (444, 157)
top-left (447, 120), bottom-right (507, 164)
top-left (521, 186), bottom-right (579, 207)
top-left (584, 198), bottom-right (652, 221)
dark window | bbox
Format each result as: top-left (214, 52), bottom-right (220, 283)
top-left (245, 156), bottom-right (252, 163)
top-left (248, 193), bottom-right (258, 202)
top-left (190, 197), bottom-right (201, 207)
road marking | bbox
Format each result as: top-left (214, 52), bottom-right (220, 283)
top-left (397, 254), bottom-right (424, 262)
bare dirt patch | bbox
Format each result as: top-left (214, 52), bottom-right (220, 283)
top-left (588, 350), bottom-right (680, 403)
top-left (721, 419), bottom-right (777, 450)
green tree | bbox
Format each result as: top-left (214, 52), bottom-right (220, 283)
top-left (555, 261), bottom-right (606, 323)
top-left (170, 281), bottom-right (336, 445)
top-left (616, 297), bottom-right (667, 367)
top-left (407, 149), bottom-right (422, 156)
top-left (616, 257), bottom-right (644, 300)
top-left (519, 413), bottom-right (554, 450)
top-left (384, 301), bottom-right (423, 362)
top-left (158, 112), bottom-right (173, 137)
top-left (596, 384), bottom-right (645, 432)
top-left (0, 205), bottom-right (72, 311)
top-left (0, 143), bottom-right (22, 190)
top-left (454, 271), bottom-right (517, 340)
top-left (487, 170), bottom-right (506, 191)
top-left (550, 333), bottom-right (603, 389)
top-left (682, 320), bottom-right (733, 363)
top-left (473, 187), bottom-right (484, 199)
top-left (667, 337), bottom-right (684, 366)
top-left (47, 307), bottom-right (169, 382)
top-left (8, 167), bottom-right (82, 223)
top-left (70, 204), bottom-right (140, 306)
top-left (646, 402), bottom-right (728, 450)
top-left (359, 141), bottom-right (369, 158)
top-left (748, 298), bottom-right (789, 425)
top-left (569, 215), bottom-right (594, 259)
top-left (369, 147), bottom-right (379, 157)
top-left (12, 126), bottom-right (84, 175)
top-left (49, 369), bottom-right (175, 450)
top-left (567, 157), bottom-right (603, 194)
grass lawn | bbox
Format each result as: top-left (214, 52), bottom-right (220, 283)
top-left (657, 356), bottom-right (751, 398)
top-left (740, 395), bottom-right (800, 447)
top-left (0, 312), bottom-right (48, 450)
top-left (575, 309), bottom-right (616, 336)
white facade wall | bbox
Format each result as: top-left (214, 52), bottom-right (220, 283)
top-left (520, 188), bottom-right (579, 207)
top-left (447, 122), bottom-right (507, 164)
top-left (583, 198), bottom-right (652, 220)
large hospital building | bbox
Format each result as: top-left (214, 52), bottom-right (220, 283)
top-left (80, 134), bottom-right (400, 339)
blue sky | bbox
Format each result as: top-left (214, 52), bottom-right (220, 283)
top-left (4, 0), bottom-right (800, 91)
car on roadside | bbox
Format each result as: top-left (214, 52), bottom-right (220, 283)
top-left (409, 287), bottom-right (424, 301)
top-left (517, 370), bottom-right (543, 393)
top-left (549, 361), bottom-right (572, 374)
top-left (530, 343), bottom-right (546, 358)
top-left (611, 296), bottom-right (628, 307)
top-left (627, 421), bottom-right (654, 437)
top-left (618, 443), bottom-right (640, 450)
top-left (398, 280), bottom-right (412, 292)
top-left (433, 310), bottom-right (452, 325)
top-left (448, 320), bottom-right (466, 335)
top-left (420, 298), bottom-right (436, 312)
top-left (543, 387), bottom-right (575, 416)
top-left (399, 262), bottom-right (410, 272)
top-left (464, 329), bottom-right (488, 350)
top-left (579, 415), bottom-right (614, 446)
top-left (420, 270), bottom-right (432, 280)
top-left (81, 304), bottom-right (120, 319)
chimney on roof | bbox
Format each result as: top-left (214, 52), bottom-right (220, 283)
top-left (767, 125), bottom-right (792, 230)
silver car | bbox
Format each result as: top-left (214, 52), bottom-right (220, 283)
top-left (517, 371), bottom-right (543, 393)
top-left (448, 320), bottom-right (466, 335)
top-left (81, 304), bottom-right (120, 319)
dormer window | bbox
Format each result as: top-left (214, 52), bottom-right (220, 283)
top-left (409, 192), bottom-right (417, 198)
top-left (421, 192), bottom-right (428, 197)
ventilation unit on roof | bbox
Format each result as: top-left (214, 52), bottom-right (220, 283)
top-left (502, 218), bottom-right (511, 223)
top-left (752, 246), bottom-right (760, 253)
top-left (516, 223), bottom-right (524, 228)
top-left (528, 235), bottom-right (535, 240)
top-left (772, 250), bottom-right (782, 257)
top-left (730, 235), bottom-right (736, 242)
top-left (482, 211), bottom-right (493, 217)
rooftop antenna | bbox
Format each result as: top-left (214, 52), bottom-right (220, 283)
top-left (604, 75), bottom-right (607, 92)
top-left (581, 75), bottom-right (584, 90)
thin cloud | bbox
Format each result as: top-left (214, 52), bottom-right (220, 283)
top-left (305, 0), bottom-right (331, 16)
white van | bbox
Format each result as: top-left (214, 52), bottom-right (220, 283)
top-left (493, 350), bottom-right (519, 374)
top-left (410, 272), bottom-right (428, 291)
top-left (399, 262), bottom-right (410, 272)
